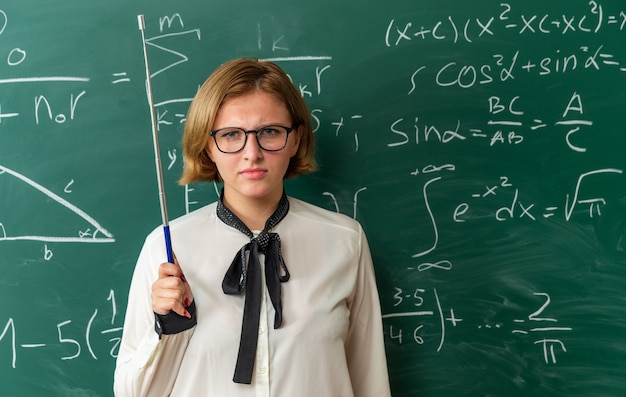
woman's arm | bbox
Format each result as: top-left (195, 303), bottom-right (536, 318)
top-left (345, 226), bottom-right (392, 397)
top-left (114, 237), bottom-right (196, 397)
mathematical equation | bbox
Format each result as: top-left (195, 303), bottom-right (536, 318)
top-left (0, 8), bottom-right (90, 125)
top-left (478, 292), bottom-right (573, 364)
top-left (406, 46), bottom-right (625, 92)
top-left (383, 290), bottom-right (572, 364)
top-left (0, 11), bottom-right (198, 127)
top-left (0, 290), bottom-right (122, 368)
top-left (454, 168), bottom-right (623, 222)
top-left (383, 288), bottom-right (461, 352)
top-left (386, 2), bottom-right (626, 94)
top-left (388, 91), bottom-right (603, 149)
top-left (386, 2), bottom-right (626, 46)
top-left (404, 167), bottom-right (623, 267)
top-left (511, 293), bottom-right (573, 364)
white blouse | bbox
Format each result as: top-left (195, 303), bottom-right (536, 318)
top-left (114, 197), bottom-right (391, 397)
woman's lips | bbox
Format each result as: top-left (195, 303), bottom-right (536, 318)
top-left (240, 168), bottom-right (267, 179)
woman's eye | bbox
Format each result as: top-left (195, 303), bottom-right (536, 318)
top-left (221, 130), bottom-right (242, 139)
top-left (260, 128), bottom-right (280, 136)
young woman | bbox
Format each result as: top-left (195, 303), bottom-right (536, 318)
top-left (114, 58), bottom-right (391, 396)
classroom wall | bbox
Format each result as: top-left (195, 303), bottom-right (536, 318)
top-left (1, 1), bottom-right (625, 396)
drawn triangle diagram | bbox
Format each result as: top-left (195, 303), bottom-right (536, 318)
top-left (0, 164), bottom-right (114, 243)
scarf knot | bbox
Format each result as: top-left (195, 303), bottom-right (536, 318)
top-left (217, 191), bottom-right (290, 384)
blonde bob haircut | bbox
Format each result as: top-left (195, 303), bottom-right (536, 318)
top-left (179, 57), bottom-right (317, 185)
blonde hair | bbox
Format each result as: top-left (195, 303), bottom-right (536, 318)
top-left (179, 58), bottom-right (317, 185)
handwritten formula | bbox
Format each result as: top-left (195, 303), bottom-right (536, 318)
top-left (0, 290), bottom-right (122, 369)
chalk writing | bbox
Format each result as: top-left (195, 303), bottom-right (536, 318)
top-left (477, 292), bottom-right (573, 364)
top-left (0, 9), bottom-right (90, 127)
top-left (1, 4), bottom-right (624, 396)
top-left (34, 90), bottom-right (86, 125)
top-left (383, 288), bottom-right (461, 352)
top-left (145, 29), bottom-right (201, 78)
top-left (453, 169), bottom-right (623, 223)
top-left (388, 92), bottom-right (606, 151)
top-left (111, 72), bottom-right (130, 84)
top-left (384, 290), bottom-right (572, 363)
top-left (386, 3), bottom-right (625, 47)
top-left (0, 165), bottom-right (114, 243)
top-left (322, 187), bottom-right (368, 220)
top-left (0, 290), bottom-right (122, 368)
top-left (511, 292), bottom-right (573, 364)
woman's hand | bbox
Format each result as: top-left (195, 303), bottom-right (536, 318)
top-left (152, 257), bottom-right (195, 318)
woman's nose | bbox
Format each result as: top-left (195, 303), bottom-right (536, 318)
top-left (242, 132), bottom-right (263, 159)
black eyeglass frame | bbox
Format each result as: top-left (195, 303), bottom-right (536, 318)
top-left (209, 124), bottom-right (296, 154)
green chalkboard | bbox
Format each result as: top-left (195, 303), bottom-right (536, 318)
top-left (1, 1), bottom-right (625, 396)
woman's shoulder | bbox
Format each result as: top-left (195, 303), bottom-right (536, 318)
top-left (144, 202), bottom-right (218, 242)
top-left (170, 201), bottom-right (218, 227)
top-left (287, 196), bottom-right (362, 233)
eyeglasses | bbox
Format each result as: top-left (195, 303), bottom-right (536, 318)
top-left (209, 124), bottom-right (295, 154)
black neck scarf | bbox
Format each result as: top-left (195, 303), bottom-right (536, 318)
top-left (217, 189), bottom-right (290, 384)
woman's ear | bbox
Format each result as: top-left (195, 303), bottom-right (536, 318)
top-left (205, 144), bottom-right (214, 162)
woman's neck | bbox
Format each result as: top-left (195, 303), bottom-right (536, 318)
top-left (222, 188), bottom-right (283, 231)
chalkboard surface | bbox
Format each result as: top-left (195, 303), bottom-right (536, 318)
top-left (1, 1), bottom-right (625, 396)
